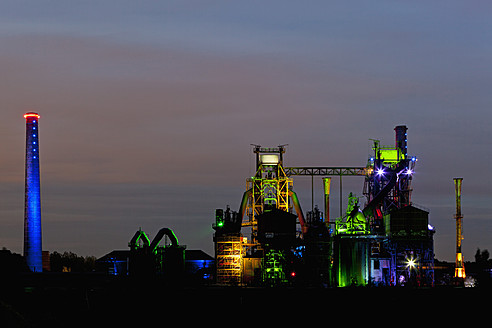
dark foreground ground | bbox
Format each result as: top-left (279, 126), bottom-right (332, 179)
top-left (1, 273), bottom-right (489, 327)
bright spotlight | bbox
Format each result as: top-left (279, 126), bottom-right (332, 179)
top-left (405, 257), bottom-right (417, 269)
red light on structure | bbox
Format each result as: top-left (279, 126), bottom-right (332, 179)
top-left (291, 272), bottom-right (296, 277)
top-left (24, 112), bottom-right (40, 119)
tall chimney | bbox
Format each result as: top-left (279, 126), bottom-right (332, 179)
top-left (394, 125), bottom-right (408, 160)
top-left (453, 177), bottom-right (465, 279)
top-left (24, 112), bottom-right (43, 272)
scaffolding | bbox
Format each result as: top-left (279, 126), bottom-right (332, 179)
top-left (215, 234), bottom-right (243, 285)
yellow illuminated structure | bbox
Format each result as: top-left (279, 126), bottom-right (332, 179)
top-left (243, 146), bottom-right (294, 250)
top-left (455, 253), bottom-right (465, 279)
top-left (323, 177), bottom-right (331, 222)
top-left (454, 178), bottom-right (466, 280)
top-left (215, 234), bottom-right (243, 285)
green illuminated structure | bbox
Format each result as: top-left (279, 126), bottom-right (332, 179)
top-left (363, 126), bottom-right (415, 221)
top-left (128, 228), bottom-right (185, 278)
top-left (375, 143), bottom-right (405, 166)
top-left (335, 236), bottom-right (370, 287)
top-left (333, 193), bottom-right (371, 286)
top-left (335, 193), bottom-right (369, 235)
top-left (331, 126), bottom-right (434, 287)
top-left (215, 209), bottom-right (224, 228)
top-left (262, 249), bottom-right (288, 286)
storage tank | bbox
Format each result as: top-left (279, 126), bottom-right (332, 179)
top-left (334, 236), bottom-right (370, 287)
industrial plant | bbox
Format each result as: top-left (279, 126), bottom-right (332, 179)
top-left (213, 126), bottom-right (439, 287)
top-left (16, 114), bottom-right (472, 289)
top-left (3, 113), bottom-right (488, 327)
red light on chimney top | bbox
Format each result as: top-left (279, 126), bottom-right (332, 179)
top-left (24, 112), bottom-right (40, 119)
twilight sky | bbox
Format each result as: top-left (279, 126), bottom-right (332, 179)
top-left (1, 1), bottom-right (491, 261)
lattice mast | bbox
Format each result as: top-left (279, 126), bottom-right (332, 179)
top-left (454, 177), bottom-right (465, 279)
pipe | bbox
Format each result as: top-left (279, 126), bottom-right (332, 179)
top-left (362, 164), bottom-right (400, 217)
top-left (323, 177), bottom-right (331, 223)
top-left (238, 188), bottom-right (252, 220)
top-left (289, 190), bottom-right (307, 234)
top-left (150, 228), bottom-right (179, 253)
top-left (129, 229), bottom-right (150, 250)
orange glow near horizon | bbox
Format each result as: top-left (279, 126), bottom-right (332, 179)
top-left (24, 112), bottom-right (40, 119)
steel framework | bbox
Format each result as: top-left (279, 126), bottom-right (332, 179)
top-left (243, 146), bottom-right (293, 250)
top-left (284, 166), bottom-right (370, 218)
top-left (215, 234), bottom-right (243, 285)
top-left (454, 178), bottom-right (465, 280)
top-left (284, 167), bottom-right (369, 176)
top-left (362, 126), bottom-right (416, 224)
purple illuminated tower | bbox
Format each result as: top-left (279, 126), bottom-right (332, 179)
top-left (24, 112), bottom-right (43, 272)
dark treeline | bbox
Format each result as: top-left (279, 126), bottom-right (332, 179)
top-left (0, 248), bottom-right (97, 273)
top-left (468, 248), bottom-right (492, 287)
top-left (434, 248), bottom-right (492, 287)
top-left (49, 251), bottom-right (96, 272)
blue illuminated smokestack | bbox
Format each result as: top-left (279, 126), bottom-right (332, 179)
top-left (24, 112), bottom-right (43, 272)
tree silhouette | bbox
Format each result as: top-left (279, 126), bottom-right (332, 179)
top-left (49, 251), bottom-right (96, 272)
top-left (474, 248), bottom-right (491, 287)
